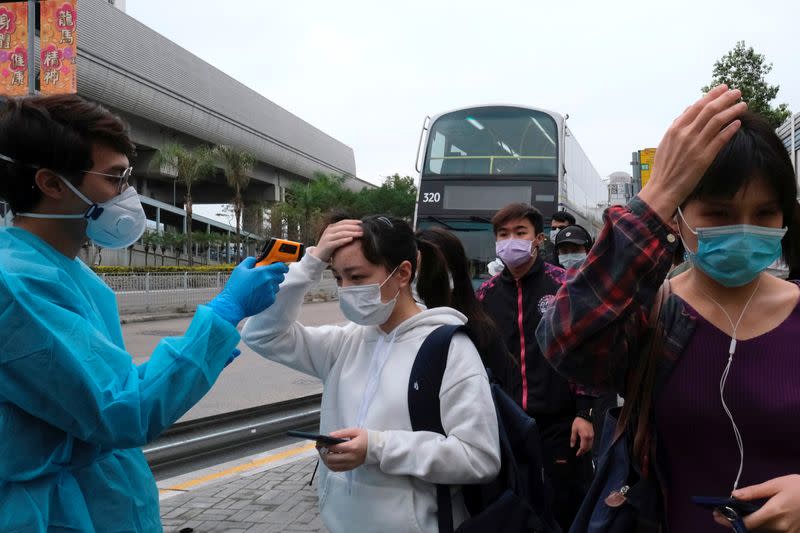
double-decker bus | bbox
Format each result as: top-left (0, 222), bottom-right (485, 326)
top-left (413, 104), bottom-right (607, 286)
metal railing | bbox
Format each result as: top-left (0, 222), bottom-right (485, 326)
top-left (144, 394), bottom-right (322, 475)
top-left (103, 270), bottom-right (339, 315)
top-left (102, 272), bottom-right (230, 314)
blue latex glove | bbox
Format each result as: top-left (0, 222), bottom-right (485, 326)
top-left (208, 258), bottom-right (289, 325)
top-left (225, 348), bottom-right (242, 367)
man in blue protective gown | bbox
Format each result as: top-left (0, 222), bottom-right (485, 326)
top-left (0, 95), bottom-right (288, 532)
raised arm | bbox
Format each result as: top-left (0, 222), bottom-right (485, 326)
top-left (242, 220), bottom-right (364, 380)
top-left (537, 85), bottom-right (746, 394)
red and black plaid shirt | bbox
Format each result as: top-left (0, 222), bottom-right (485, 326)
top-left (535, 196), bottom-right (689, 396)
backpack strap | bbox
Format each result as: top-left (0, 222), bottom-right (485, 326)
top-left (408, 324), bottom-right (466, 533)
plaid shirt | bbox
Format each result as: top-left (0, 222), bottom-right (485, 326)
top-left (535, 196), bottom-right (698, 399)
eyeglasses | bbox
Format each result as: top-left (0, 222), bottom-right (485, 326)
top-left (1, 153), bottom-right (134, 193)
top-left (85, 167), bottom-right (133, 193)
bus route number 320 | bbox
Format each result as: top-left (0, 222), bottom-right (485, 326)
top-left (422, 192), bottom-right (441, 203)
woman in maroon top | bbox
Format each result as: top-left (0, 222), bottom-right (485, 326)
top-left (537, 85), bottom-right (800, 532)
top-left (644, 88), bottom-right (800, 531)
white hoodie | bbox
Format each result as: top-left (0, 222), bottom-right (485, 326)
top-left (242, 253), bottom-right (500, 533)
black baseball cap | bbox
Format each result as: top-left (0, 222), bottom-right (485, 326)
top-left (554, 225), bottom-right (592, 248)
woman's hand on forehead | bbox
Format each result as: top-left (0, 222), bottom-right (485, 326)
top-left (310, 220), bottom-right (363, 262)
top-left (640, 84), bottom-right (747, 222)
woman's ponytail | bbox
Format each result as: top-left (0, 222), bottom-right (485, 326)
top-left (415, 238), bottom-right (451, 308)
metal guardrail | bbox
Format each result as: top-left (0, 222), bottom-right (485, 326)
top-left (103, 270), bottom-right (339, 315)
top-left (144, 394), bottom-right (322, 472)
top-left (102, 272), bottom-right (231, 314)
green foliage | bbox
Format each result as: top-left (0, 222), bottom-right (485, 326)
top-left (153, 143), bottom-right (216, 195)
top-left (215, 145), bottom-right (257, 254)
top-left (353, 174), bottom-right (417, 220)
top-left (269, 173), bottom-right (418, 246)
top-left (153, 143), bottom-right (216, 265)
top-left (703, 40), bottom-right (791, 128)
top-left (161, 230), bottom-right (186, 258)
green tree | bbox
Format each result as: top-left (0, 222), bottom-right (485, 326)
top-left (141, 230), bottom-right (159, 267)
top-left (703, 40), bottom-right (791, 128)
top-left (162, 230), bottom-right (187, 266)
top-left (153, 143), bottom-right (216, 266)
top-left (215, 145), bottom-right (256, 259)
top-left (283, 173), bottom-right (357, 243)
top-left (353, 174), bottom-right (417, 220)
top-left (269, 173), bottom-right (417, 246)
top-left (191, 231), bottom-right (212, 264)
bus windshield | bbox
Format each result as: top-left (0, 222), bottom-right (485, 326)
top-left (423, 107), bottom-right (558, 178)
top-left (417, 217), bottom-right (496, 288)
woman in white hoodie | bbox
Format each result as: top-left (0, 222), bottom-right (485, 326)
top-left (242, 215), bottom-right (500, 533)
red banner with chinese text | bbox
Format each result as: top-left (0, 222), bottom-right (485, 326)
top-left (0, 3), bottom-right (29, 96)
top-left (40, 0), bottom-right (77, 95)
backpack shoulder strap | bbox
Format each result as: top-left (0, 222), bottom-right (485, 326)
top-left (408, 324), bottom-right (466, 434)
top-left (407, 323), bottom-right (467, 533)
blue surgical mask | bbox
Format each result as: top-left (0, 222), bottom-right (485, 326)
top-left (677, 207), bottom-right (786, 287)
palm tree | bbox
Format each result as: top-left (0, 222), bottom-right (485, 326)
top-left (154, 143), bottom-right (215, 266)
top-left (215, 145), bottom-right (256, 260)
top-left (142, 230), bottom-right (158, 267)
top-left (192, 231), bottom-right (212, 264)
top-left (162, 230), bottom-right (187, 266)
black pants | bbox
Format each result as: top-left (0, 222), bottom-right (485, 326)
top-left (537, 415), bottom-right (594, 532)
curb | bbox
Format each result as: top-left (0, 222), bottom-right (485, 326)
top-left (118, 300), bottom-right (338, 325)
top-left (120, 313), bottom-right (193, 324)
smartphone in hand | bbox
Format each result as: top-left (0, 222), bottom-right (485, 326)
top-left (691, 495), bottom-right (765, 519)
top-left (286, 430), bottom-right (348, 446)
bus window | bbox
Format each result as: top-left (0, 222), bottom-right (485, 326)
top-left (423, 107), bottom-right (558, 178)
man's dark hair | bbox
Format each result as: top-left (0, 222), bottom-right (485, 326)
top-left (686, 111), bottom-right (800, 273)
top-left (551, 211), bottom-right (576, 225)
top-left (0, 94), bottom-right (135, 214)
top-left (491, 203), bottom-right (544, 234)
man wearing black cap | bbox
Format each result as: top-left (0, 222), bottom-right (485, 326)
top-left (553, 224), bottom-right (592, 270)
top-left (554, 224), bottom-right (619, 467)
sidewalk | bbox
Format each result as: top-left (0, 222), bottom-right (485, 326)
top-left (160, 457), bottom-right (327, 533)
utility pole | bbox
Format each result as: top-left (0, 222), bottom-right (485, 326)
top-left (27, 0), bottom-right (35, 95)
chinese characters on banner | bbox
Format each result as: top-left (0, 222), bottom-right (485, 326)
top-left (0, 3), bottom-right (29, 96)
top-left (40, 0), bottom-right (77, 95)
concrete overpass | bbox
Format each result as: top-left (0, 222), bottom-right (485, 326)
top-left (76, 0), bottom-right (367, 236)
top-left (2, 0), bottom-right (369, 265)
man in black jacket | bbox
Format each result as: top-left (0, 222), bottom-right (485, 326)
top-left (477, 203), bottom-right (594, 530)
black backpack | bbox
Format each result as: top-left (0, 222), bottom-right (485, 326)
top-left (407, 324), bottom-right (561, 533)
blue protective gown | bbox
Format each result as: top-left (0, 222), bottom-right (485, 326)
top-left (0, 227), bottom-right (240, 532)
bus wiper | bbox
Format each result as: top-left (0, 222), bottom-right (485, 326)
top-left (427, 216), bottom-right (457, 231)
top-left (425, 216), bottom-right (485, 232)
top-left (470, 216), bottom-right (492, 224)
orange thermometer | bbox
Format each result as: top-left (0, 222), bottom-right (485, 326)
top-left (255, 238), bottom-right (305, 266)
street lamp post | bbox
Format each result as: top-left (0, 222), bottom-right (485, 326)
top-left (27, 0), bottom-right (35, 95)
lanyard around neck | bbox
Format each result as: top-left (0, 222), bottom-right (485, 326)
top-left (355, 329), bottom-right (399, 428)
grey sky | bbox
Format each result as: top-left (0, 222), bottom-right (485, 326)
top-left (128, 0), bottom-right (800, 189)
